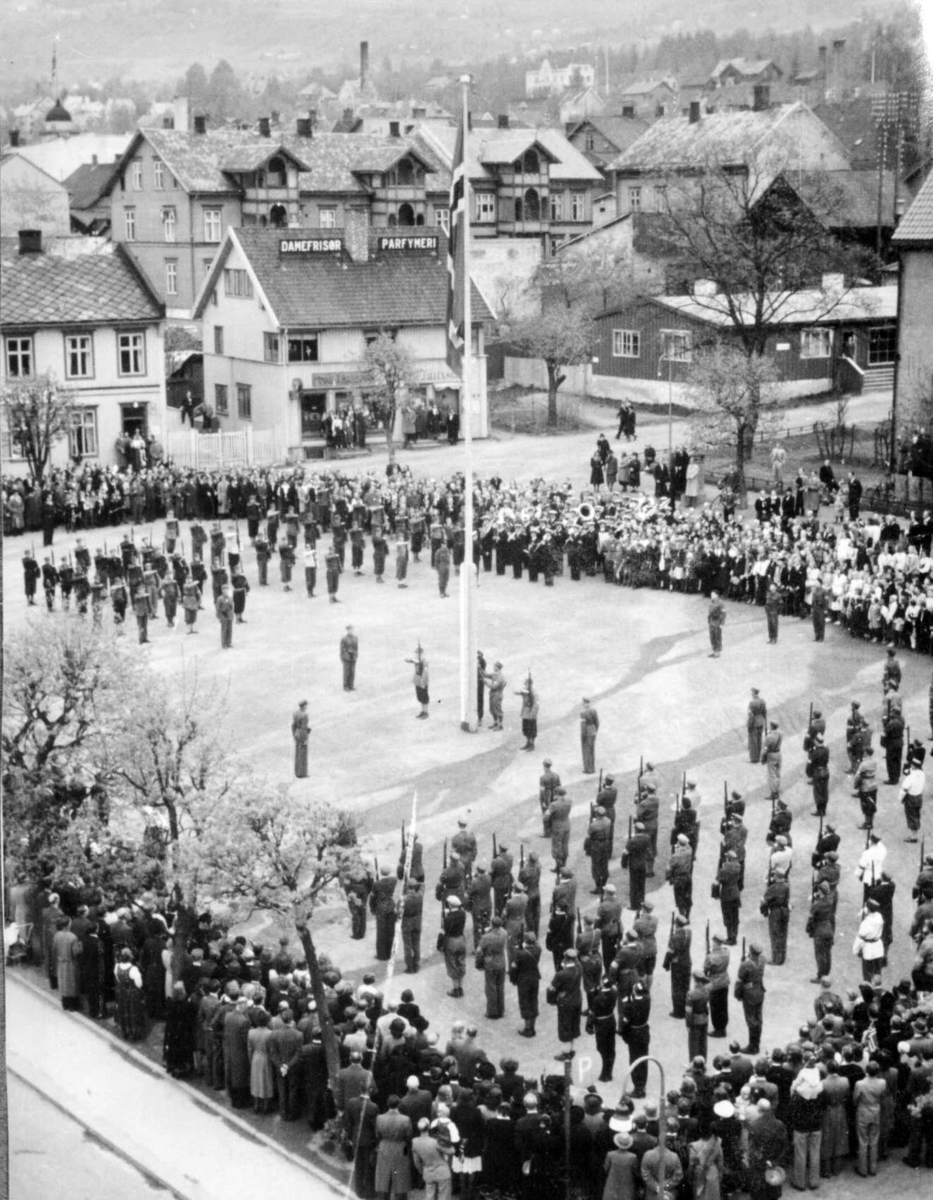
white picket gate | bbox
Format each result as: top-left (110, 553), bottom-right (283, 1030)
top-left (164, 427), bottom-right (286, 469)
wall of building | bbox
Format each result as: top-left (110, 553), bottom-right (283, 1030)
top-left (0, 156), bottom-right (71, 237)
top-left (896, 250), bottom-right (933, 414)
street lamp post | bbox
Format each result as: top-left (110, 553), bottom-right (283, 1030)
top-left (657, 350), bottom-right (675, 507)
top-left (621, 1055), bottom-right (668, 1197)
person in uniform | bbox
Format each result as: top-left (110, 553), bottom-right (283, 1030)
top-left (810, 581), bottom-right (829, 641)
top-left (395, 535), bottom-right (409, 589)
top-left (215, 584), bottom-right (234, 648)
top-left (441, 896), bottom-right (467, 998)
top-left (806, 880), bottom-right (836, 982)
top-left (623, 822), bottom-right (652, 911)
top-left (400, 881), bottom-right (424, 973)
top-left (340, 625), bottom-right (359, 691)
top-left (435, 541), bottom-right (451, 598)
top-left (760, 871), bottom-right (790, 965)
top-left (765, 583), bottom-right (782, 644)
top-left (325, 545), bottom-right (341, 603)
top-left (899, 759), bottom-right (925, 841)
top-left (490, 844), bottom-right (514, 917)
top-left (846, 701), bottom-right (867, 774)
top-left (291, 700), bottom-right (311, 778)
top-left (23, 552), bottom-right (41, 605)
top-left (747, 689), bottom-right (768, 762)
top-left (344, 862), bottom-right (373, 940)
top-left (502, 882), bottom-right (528, 969)
top-left (584, 806), bottom-right (612, 894)
top-left (484, 662), bottom-right (506, 730)
top-left (544, 788), bottom-right (572, 874)
top-left (806, 733), bottom-right (830, 816)
top-left (511, 931), bottom-right (541, 1038)
top-left (597, 773), bottom-right (619, 832)
top-left (255, 535), bottom-right (271, 586)
top-left (586, 976), bottom-right (618, 1082)
top-left (370, 866), bottom-right (398, 961)
top-left (517, 685), bottom-right (539, 751)
top-left (704, 933), bottom-right (731, 1038)
top-left (761, 722), bottom-right (783, 801)
top-left (302, 545), bottom-right (317, 597)
top-left (685, 971), bottom-right (710, 1060)
top-left (735, 943), bottom-right (766, 1054)
top-left (707, 591), bottom-right (726, 657)
top-left (665, 913), bottom-right (692, 1019)
top-left (132, 584), bottom-right (150, 644)
top-left (182, 580), bottom-right (199, 634)
top-left (411, 648), bottom-right (430, 720)
top-left (518, 851), bottom-right (542, 937)
top-left (594, 883), bottom-right (622, 969)
top-left (854, 747), bottom-right (878, 831)
top-left (450, 819), bottom-right (477, 877)
top-left (465, 862), bottom-right (493, 947)
top-left (619, 980), bottom-right (652, 1096)
top-left (716, 852), bottom-right (742, 945)
top-left (278, 541), bottom-right (295, 592)
top-left (160, 575), bottom-right (179, 628)
top-left (881, 702), bottom-right (905, 785)
top-left (476, 916), bottom-right (508, 1019)
top-left (580, 698), bottom-right (600, 774)
top-left (436, 852), bottom-right (466, 907)
top-left (539, 759), bottom-right (561, 835)
top-left (635, 785), bottom-right (659, 877)
top-left (668, 834), bottom-right (695, 917)
top-left (549, 948), bottom-right (583, 1044)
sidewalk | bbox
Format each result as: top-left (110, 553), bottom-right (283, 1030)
top-left (6, 973), bottom-right (344, 1200)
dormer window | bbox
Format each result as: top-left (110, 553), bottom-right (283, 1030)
top-left (267, 156), bottom-right (287, 187)
top-left (522, 150), bottom-right (539, 174)
top-left (397, 159), bottom-right (414, 186)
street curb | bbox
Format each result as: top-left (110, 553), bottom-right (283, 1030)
top-left (7, 971), bottom-right (346, 1197)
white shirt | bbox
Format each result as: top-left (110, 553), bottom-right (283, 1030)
top-left (900, 768), bottom-right (925, 799)
top-left (853, 911), bottom-right (885, 960)
top-left (856, 844), bottom-right (887, 885)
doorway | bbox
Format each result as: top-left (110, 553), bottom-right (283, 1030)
top-left (300, 391), bottom-right (327, 439)
top-left (121, 404), bottom-right (148, 438)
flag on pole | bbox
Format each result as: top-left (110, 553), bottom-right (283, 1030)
top-left (446, 115), bottom-right (467, 375)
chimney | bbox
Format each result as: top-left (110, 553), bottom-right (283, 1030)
top-left (412, 106), bottom-right (426, 119)
top-left (18, 229), bottom-right (43, 255)
top-left (194, 114), bottom-right (207, 135)
top-left (258, 116), bottom-right (271, 137)
top-left (173, 95), bottom-right (190, 132)
top-left (753, 84), bottom-right (770, 112)
top-left (498, 113), bottom-right (510, 129)
top-left (10, 129), bottom-right (20, 147)
top-left (817, 45), bottom-right (827, 76)
top-left (296, 116), bottom-right (312, 138)
top-left (271, 109), bottom-right (280, 125)
top-left (360, 40), bottom-right (370, 91)
top-left (388, 120), bottom-right (400, 138)
top-left (689, 100), bottom-right (701, 124)
top-left (345, 208), bottom-right (370, 263)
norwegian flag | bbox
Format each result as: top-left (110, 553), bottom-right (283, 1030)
top-left (445, 115), bottom-right (467, 374)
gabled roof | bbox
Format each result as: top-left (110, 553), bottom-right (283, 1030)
top-left (568, 116), bottom-right (651, 155)
top-left (64, 160), bottom-right (117, 209)
top-left (609, 102), bottom-right (818, 173)
top-left (772, 169), bottom-right (896, 229)
top-left (0, 241), bottom-right (163, 328)
top-left (892, 170), bottom-right (933, 245)
top-left (288, 130), bottom-right (450, 195)
top-left (192, 227), bottom-right (493, 329)
top-left (423, 123), bottom-right (603, 183)
top-left (618, 78), bottom-right (675, 97)
top-left (0, 151), bottom-right (65, 189)
top-left (646, 284), bottom-right (896, 327)
top-left (710, 58), bottom-right (782, 81)
top-left (811, 99), bottom-right (880, 169)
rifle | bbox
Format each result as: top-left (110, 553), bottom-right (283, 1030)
top-left (374, 855), bottom-right (380, 877)
top-left (50, 548), bottom-right (55, 566)
top-left (628, 814), bottom-right (633, 840)
top-left (865, 825), bottom-right (871, 850)
top-left (401, 822), bottom-right (407, 856)
top-left (705, 919), bottom-right (710, 955)
top-left (493, 832), bottom-right (498, 860)
top-left (741, 937), bottom-right (746, 962)
top-left (440, 897), bottom-right (447, 931)
top-left (443, 839), bottom-right (448, 870)
top-left (921, 836), bottom-right (926, 869)
top-left (723, 780), bottom-right (728, 816)
top-left (576, 907), bottom-right (582, 935)
top-left (818, 813), bottom-right (824, 845)
top-left (670, 911), bottom-right (675, 940)
top-left (520, 843), bottom-right (525, 869)
top-left (808, 701), bottom-right (813, 741)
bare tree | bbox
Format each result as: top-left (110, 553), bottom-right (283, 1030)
top-left (1, 372), bottom-right (77, 484)
top-left (363, 331), bottom-right (416, 467)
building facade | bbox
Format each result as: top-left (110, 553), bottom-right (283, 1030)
top-left (892, 171), bottom-right (933, 428)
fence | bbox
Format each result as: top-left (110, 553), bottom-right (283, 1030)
top-left (164, 427), bottom-right (287, 469)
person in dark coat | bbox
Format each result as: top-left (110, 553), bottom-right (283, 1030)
top-left (549, 949), bottom-right (584, 1043)
top-left (268, 1008), bottom-right (304, 1118)
top-left (163, 982), bottom-right (198, 1077)
top-left (345, 1085), bottom-right (379, 1198)
top-left (511, 931), bottom-right (542, 1038)
top-left (299, 1032), bottom-right (332, 1130)
top-left (370, 866), bottom-right (398, 962)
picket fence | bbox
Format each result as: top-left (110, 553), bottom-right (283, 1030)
top-left (164, 426), bottom-right (287, 470)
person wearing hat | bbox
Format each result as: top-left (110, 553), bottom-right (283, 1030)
top-left (450, 819), bottom-right (477, 877)
top-left (595, 883), bottom-right (623, 969)
top-left (846, 701), bottom-right (869, 775)
top-left (635, 784), bottom-right (660, 877)
top-left (370, 864), bottom-right (398, 962)
top-left (747, 688), bottom-right (768, 762)
top-left (603, 1130), bottom-right (638, 1197)
top-left (516, 681), bottom-right (539, 751)
top-left (584, 804), bottom-right (613, 893)
top-left (502, 881), bottom-right (528, 970)
top-left (853, 901), bottom-right (885, 982)
top-left (435, 851), bottom-right (466, 908)
top-left (490, 843), bottom-right (514, 917)
top-left (764, 581), bottom-right (783, 644)
top-left (482, 660), bottom-right (506, 730)
top-left (518, 849), bottom-right (542, 938)
top-left (715, 851), bottom-right (742, 946)
top-left (685, 971), bottom-right (710, 1060)
top-left (633, 900), bottom-right (658, 987)
top-left (476, 915), bottom-right (509, 1020)
top-left (704, 934), bottom-right (731, 1039)
top-left (811, 822), bottom-right (840, 869)
top-left (400, 879), bottom-right (424, 974)
top-left (339, 624), bottom-right (359, 691)
top-left (760, 721), bottom-right (782, 802)
top-left (619, 980), bottom-right (652, 1097)
top-left (547, 948), bottom-right (584, 1044)
top-left (597, 773), bottom-right (619, 832)
top-left (585, 976), bottom-right (618, 1082)
top-left (734, 943), bottom-right (766, 1055)
top-left (538, 758), bottom-right (562, 835)
top-left (465, 861), bottom-right (493, 947)
top-left (667, 834), bottom-right (694, 920)
top-left (291, 700), bottom-right (311, 778)
top-left (722, 813), bottom-right (748, 890)
top-left (806, 731), bottom-right (831, 816)
top-left (580, 697), bottom-right (600, 774)
top-left (344, 859), bottom-right (375, 940)
top-left (440, 895), bottom-right (467, 998)
top-left (707, 590), bottom-right (726, 657)
top-left (760, 869), bottom-right (790, 966)
top-left (881, 696), bottom-right (905, 785)
top-left (898, 756), bottom-right (925, 841)
top-left (622, 821), bottom-right (652, 911)
top-left (766, 799), bottom-right (793, 848)
top-left (510, 930), bottom-right (542, 1038)
top-left (544, 787), bottom-right (573, 874)
top-left (663, 913), bottom-right (692, 1019)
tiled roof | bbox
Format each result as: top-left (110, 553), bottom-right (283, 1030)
top-left (892, 170), bottom-right (933, 244)
top-left (0, 242), bottom-right (162, 327)
top-left (217, 227), bottom-right (492, 329)
top-left (425, 123), bottom-right (603, 183)
top-left (609, 103), bottom-right (806, 172)
top-left (618, 78), bottom-right (674, 97)
top-left (711, 58), bottom-right (780, 80)
top-left (574, 116), bottom-right (651, 154)
top-left (811, 100), bottom-right (880, 169)
top-left (64, 161), bottom-right (116, 209)
top-left (790, 169), bottom-right (896, 228)
top-left (289, 131), bottom-right (450, 195)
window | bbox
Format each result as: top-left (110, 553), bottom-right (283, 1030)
top-left (117, 331), bottom-right (146, 375)
top-left (5, 335), bottom-right (33, 378)
top-left (318, 206), bottom-right (337, 229)
top-left (661, 330), bottom-right (692, 361)
top-left (521, 150), bottom-right (539, 173)
top-left (801, 328), bottom-right (832, 359)
top-left (131, 160), bottom-right (142, 190)
top-left (655, 185), bottom-right (667, 211)
top-left (570, 190), bottom-right (586, 221)
top-left (548, 235), bottom-right (565, 257)
top-left (223, 268), bottom-right (253, 298)
top-left (69, 409), bottom-right (98, 458)
top-left (236, 383), bottom-right (252, 419)
top-left (264, 332), bottom-right (280, 363)
top-left (475, 192), bottom-right (496, 222)
top-left (213, 326), bottom-right (224, 355)
top-left (65, 334), bottom-right (94, 378)
top-left (549, 191), bottom-right (562, 221)
top-left (165, 259), bottom-right (178, 296)
top-left (124, 208), bottom-right (136, 241)
top-left (162, 207), bottom-right (176, 242)
top-left (203, 258), bottom-right (214, 280)
top-left (629, 187), bottom-right (642, 213)
top-left (203, 208), bottom-right (223, 242)
top-left (584, 130), bottom-right (596, 150)
top-left (612, 329), bottom-right (641, 358)
top-left (868, 327), bottom-right (896, 365)
top-left (153, 160), bottom-right (164, 190)
top-left (435, 207), bottom-right (449, 232)
top-left (288, 335), bottom-right (319, 363)
top-left (214, 383), bottom-right (229, 415)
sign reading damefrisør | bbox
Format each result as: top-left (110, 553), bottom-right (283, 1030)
top-left (279, 237), bottom-right (343, 255)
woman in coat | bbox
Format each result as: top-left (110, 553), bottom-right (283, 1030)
top-left (162, 981), bottom-right (197, 1077)
top-left (223, 997), bottom-right (253, 1109)
top-left (819, 1062), bottom-right (850, 1177)
top-left (374, 1096), bottom-right (413, 1197)
top-left (114, 948), bottom-right (146, 1040)
top-left (52, 917), bottom-right (82, 1011)
top-left (689, 1125), bottom-right (724, 1200)
top-left (248, 1007), bottom-right (276, 1113)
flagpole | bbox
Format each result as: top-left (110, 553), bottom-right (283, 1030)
top-left (458, 74), bottom-right (478, 733)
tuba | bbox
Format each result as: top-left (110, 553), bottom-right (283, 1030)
top-left (578, 502), bottom-right (594, 521)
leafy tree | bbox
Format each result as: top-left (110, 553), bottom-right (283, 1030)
top-left (184, 61), bottom-right (208, 108)
top-left (1, 372), bottom-right (77, 484)
top-left (363, 332), bottom-right (416, 467)
top-left (206, 60), bottom-right (243, 122)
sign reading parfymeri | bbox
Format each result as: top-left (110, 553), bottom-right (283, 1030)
top-left (376, 234), bottom-right (439, 252)
top-left (279, 237), bottom-right (343, 254)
